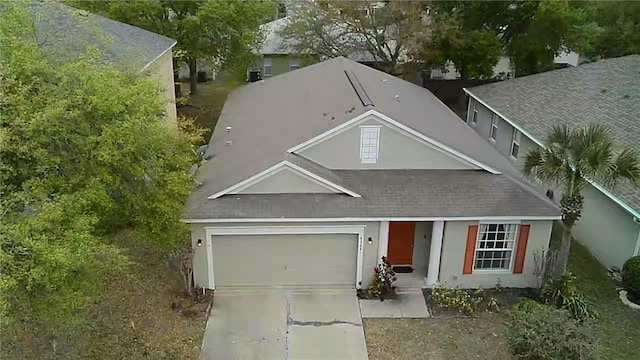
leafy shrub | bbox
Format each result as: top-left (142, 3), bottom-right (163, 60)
top-left (431, 286), bottom-right (483, 315)
top-left (362, 256), bottom-right (397, 301)
top-left (507, 299), bottom-right (597, 360)
top-left (539, 272), bottom-right (598, 320)
top-left (622, 256), bottom-right (640, 298)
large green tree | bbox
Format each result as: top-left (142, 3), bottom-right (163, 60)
top-left (419, 0), bottom-right (596, 78)
top-left (0, 1), bottom-right (200, 337)
top-left (69, 0), bottom-right (273, 94)
top-left (585, 1), bottom-right (640, 58)
top-left (523, 125), bottom-right (639, 278)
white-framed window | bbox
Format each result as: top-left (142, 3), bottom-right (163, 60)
top-left (289, 59), bottom-right (299, 71)
top-left (472, 109), bottom-right (478, 125)
top-left (474, 223), bottom-right (518, 271)
top-left (510, 129), bottom-right (521, 158)
top-left (360, 126), bottom-right (380, 164)
top-left (489, 114), bottom-right (498, 141)
top-left (263, 58), bottom-right (272, 77)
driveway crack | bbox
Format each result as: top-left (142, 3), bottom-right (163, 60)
top-left (289, 319), bottom-right (362, 327)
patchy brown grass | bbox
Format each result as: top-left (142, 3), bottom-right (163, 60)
top-left (177, 73), bottom-right (244, 142)
top-left (3, 229), bottom-right (208, 360)
top-left (364, 315), bottom-right (513, 360)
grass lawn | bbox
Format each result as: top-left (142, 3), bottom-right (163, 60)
top-left (177, 72), bottom-right (244, 142)
top-left (562, 226), bottom-right (640, 359)
top-left (364, 315), bottom-right (513, 360)
top-left (2, 229), bottom-right (207, 360)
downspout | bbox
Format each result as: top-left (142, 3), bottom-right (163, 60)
top-left (633, 217), bottom-right (640, 256)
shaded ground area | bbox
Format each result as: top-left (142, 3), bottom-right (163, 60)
top-left (364, 315), bottom-right (513, 360)
top-left (2, 229), bottom-right (207, 360)
top-left (177, 73), bottom-right (244, 142)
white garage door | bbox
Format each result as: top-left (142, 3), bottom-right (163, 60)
top-left (212, 233), bottom-right (358, 288)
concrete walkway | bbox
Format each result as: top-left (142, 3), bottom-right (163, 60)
top-left (201, 289), bottom-right (368, 360)
top-left (359, 289), bottom-right (430, 318)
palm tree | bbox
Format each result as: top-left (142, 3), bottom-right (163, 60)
top-left (524, 124), bottom-right (640, 278)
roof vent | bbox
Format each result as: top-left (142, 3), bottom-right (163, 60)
top-left (226, 140), bottom-right (232, 146)
top-left (226, 126), bottom-right (232, 133)
top-left (394, 94), bottom-right (400, 102)
top-left (344, 70), bottom-right (374, 107)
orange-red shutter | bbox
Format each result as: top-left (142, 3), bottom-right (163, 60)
top-left (463, 225), bottom-right (478, 274)
top-left (513, 224), bottom-right (531, 274)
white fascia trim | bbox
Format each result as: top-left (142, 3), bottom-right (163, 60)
top-left (465, 88), bottom-right (640, 220)
top-left (139, 40), bottom-right (177, 73)
top-left (207, 161), bottom-right (361, 199)
top-left (183, 215), bottom-right (561, 224)
top-left (286, 109), bottom-right (501, 174)
top-left (634, 226), bottom-right (640, 257)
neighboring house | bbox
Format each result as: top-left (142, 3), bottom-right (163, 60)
top-left (464, 55), bottom-right (640, 269)
top-left (183, 57), bottom-right (560, 291)
top-left (248, 16), bottom-right (309, 79)
top-left (430, 51), bottom-right (582, 80)
top-left (30, 2), bottom-right (178, 121)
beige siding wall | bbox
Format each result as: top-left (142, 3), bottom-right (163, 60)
top-left (299, 118), bottom-right (477, 170)
top-left (439, 220), bottom-right (553, 288)
top-left (573, 184), bottom-right (639, 268)
top-left (236, 168), bottom-right (338, 194)
top-left (190, 221), bottom-right (381, 289)
top-left (147, 49), bottom-right (177, 122)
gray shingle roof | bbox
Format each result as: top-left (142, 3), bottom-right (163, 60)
top-left (29, 2), bottom-right (176, 71)
top-left (184, 170), bottom-right (559, 219)
top-left (185, 57), bottom-right (559, 220)
top-left (467, 55), bottom-right (640, 215)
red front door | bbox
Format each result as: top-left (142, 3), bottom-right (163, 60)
top-left (387, 222), bottom-right (415, 265)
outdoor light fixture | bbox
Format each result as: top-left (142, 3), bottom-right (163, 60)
top-left (367, 237), bottom-right (373, 244)
top-left (197, 239), bottom-right (203, 247)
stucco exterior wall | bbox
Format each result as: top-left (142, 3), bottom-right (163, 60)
top-left (146, 49), bottom-right (177, 122)
top-left (413, 222), bottom-right (433, 271)
top-left (190, 221), bottom-right (381, 289)
top-left (299, 118), bottom-right (476, 170)
top-left (439, 220), bottom-right (553, 288)
top-left (251, 55), bottom-right (301, 78)
top-left (236, 168), bottom-right (338, 194)
top-left (573, 184), bottom-right (639, 268)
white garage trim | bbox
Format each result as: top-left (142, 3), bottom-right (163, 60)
top-left (204, 225), bottom-right (366, 290)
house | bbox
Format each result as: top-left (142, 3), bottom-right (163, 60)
top-left (183, 57), bottom-right (560, 291)
top-left (464, 55), bottom-right (640, 269)
top-left (30, 2), bottom-right (178, 121)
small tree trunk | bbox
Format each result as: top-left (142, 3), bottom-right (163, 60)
top-left (172, 56), bottom-right (180, 82)
top-left (554, 223), bottom-right (573, 278)
top-left (188, 58), bottom-right (198, 95)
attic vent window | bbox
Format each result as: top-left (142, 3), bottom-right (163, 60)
top-left (360, 126), bottom-right (380, 164)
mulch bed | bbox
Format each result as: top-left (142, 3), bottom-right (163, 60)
top-left (422, 287), bottom-right (537, 318)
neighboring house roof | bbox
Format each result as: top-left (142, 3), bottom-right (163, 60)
top-left (259, 16), bottom-right (292, 55)
top-left (184, 56), bottom-right (559, 220)
top-left (29, 1), bottom-right (177, 71)
top-left (465, 55), bottom-right (640, 217)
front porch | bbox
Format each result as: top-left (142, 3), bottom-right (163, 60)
top-left (378, 221), bottom-right (445, 289)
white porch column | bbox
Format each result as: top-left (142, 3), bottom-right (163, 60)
top-left (378, 221), bottom-right (389, 263)
top-left (426, 220), bottom-right (445, 286)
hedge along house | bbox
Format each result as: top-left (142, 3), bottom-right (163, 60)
top-left (29, 1), bottom-right (178, 121)
top-left (184, 57), bottom-right (560, 291)
top-left (465, 55), bottom-right (640, 270)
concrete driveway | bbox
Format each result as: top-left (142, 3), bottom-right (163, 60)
top-left (201, 289), bottom-right (368, 360)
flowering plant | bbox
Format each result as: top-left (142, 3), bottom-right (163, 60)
top-left (366, 256), bottom-right (397, 301)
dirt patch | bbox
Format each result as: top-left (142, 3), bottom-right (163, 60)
top-left (364, 316), bottom-right (513, 360)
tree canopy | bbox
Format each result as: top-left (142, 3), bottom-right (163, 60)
top-left (69, 0), bottom-right (274, 94)
top-left (0, 1), bottom-right (200, 335)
